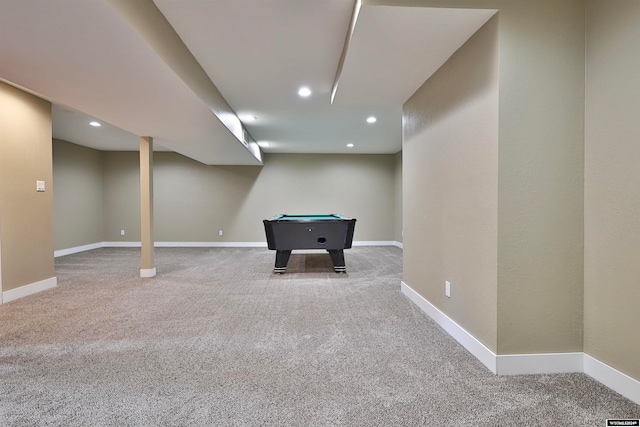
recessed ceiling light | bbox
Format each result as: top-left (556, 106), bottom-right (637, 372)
top-left (89, 121), bottom-right (101, 127)
top-left (239, 114), bottom-right (257, 122)
top-left (347, 143), bottom-right (354, 148)
top-left (366, 116), bottom-right (377, 124)
top-left (298, 87), bottom-right (311, 97)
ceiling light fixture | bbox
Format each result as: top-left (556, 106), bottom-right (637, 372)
top-left (89, 121), bottom-right (101, 127)
top-left (347, 143), bottom-right (354, 148)
top-left (298, 87), bottom-right (311, 97)
top-left (239, 114), bottom-right (257, 122)
top-left (366, 116), bottom-right (377, 124)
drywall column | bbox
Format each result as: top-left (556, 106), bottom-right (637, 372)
top-left (402, 15), bottom-right (499, 351)
top-left (0, 81), bottom-right (56, 302)
top-left (139, 136), bottom-right (155, 278)
top-left (584, 0), bottom-right (640, 384)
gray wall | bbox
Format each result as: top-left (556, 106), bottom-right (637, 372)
top-left (584, 0), bottom-right (640, 381)
top-left (53, 147), bottom-right (401, 247)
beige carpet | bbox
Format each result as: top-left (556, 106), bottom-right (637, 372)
top-left (0, 247), bottom-right (638, 426)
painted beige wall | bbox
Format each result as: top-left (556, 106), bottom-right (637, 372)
top-left (225, 153), bottom-right (396, 242)
top-left (400, 0), bottom-right (585, 355)
top-left (403, 16), bottom-right (499, 351)
top-left (52, 139), bottom-right (104, 250)
top-left (584, 0), bottom-right (640, 380)
top-left (98, 151), bottom-right (398, 243)
top-left (150, 152), bottom-right (260, 242)
top-left (0, 81), bottom-right (54, 292)
top-left (494, 0), bottom-right (585, 356)
top-left (102, 151), bottom-right (141, 242)
top-left (393, 152), bottom-right (402, 243)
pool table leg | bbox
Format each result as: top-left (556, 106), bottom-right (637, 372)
top-left (327, 249), bottom-right (346, 273)
top-left (274, 250), bottom-right (291, 273)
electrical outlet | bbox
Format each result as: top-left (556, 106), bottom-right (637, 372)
top-left (445, 281), bottom-right (451, 298)
top-left (36, 180), bottom-right (45, 192)
top-left (120, 229), bottom-right (125, 236)
top-left (218, 229), bottom-right (223, 236)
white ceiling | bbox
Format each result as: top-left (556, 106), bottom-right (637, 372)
top-left (0, 0), bottom-right (496, 165)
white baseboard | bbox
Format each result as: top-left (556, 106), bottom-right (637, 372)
top-left (352, 241), bottom-right (398, 247)
top-left (55, 242), bottom-right (139, 257)
top-left (56, 241), bottom-right (400, 254)
top-left (401, 280), bottom-right (640, 405)
top-left (154, 241), bottom-right (268, 248)
top-left (1, 276), bottom-right (57, 304)
top-left (401, 281), bottom-right (497, 373)
top-left (140, 267), bottom-right (157, 278)
top-left (496, 352), bottom-right (583, 375)
top-left (54, 242), bottom-right (104, 257)
top-left (393, 241), bottom-right (403, 249)
top-left (103, 241), bottom-right (141, 248)
top-left (584, 354), bottom-right (640, 406)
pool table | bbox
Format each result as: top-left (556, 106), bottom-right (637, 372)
top-left (263, 214), bottom-right (357, 273)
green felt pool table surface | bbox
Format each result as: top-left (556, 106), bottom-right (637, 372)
top-left (268, 214), bottom-right (349, 221)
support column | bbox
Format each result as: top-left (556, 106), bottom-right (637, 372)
top-left (139, 136), bottom-right (156, 278)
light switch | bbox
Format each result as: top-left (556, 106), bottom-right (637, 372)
top-left (36, 180), bottom-right (45, 192)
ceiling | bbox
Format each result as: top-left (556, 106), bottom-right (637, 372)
top-left (0, 0), bottom-right (496, 166)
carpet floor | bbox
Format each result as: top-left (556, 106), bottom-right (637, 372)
top-left (0, 247), bottom-right (638, 426)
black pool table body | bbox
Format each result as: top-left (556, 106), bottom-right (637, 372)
top-left (263, 214), bottom-right (357, 273)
